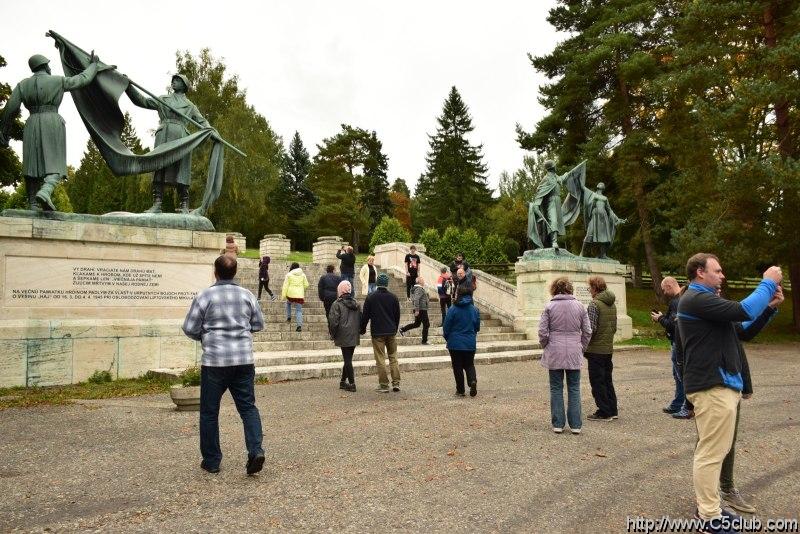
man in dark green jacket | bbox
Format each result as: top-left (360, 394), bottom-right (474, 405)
top-left (585, 276), bottom-right (618, 421)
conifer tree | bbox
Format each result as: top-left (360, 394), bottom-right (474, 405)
top-left (275, 131), bottom-right (316, 250)
top-left (415, 87), bottom-right (492, 231)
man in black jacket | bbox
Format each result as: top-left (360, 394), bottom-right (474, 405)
top-left (651, 276), bottom-right (686, 416)
top-left (318, 265), bottom-right (342, 319)
top-left (360, 273), bottom-right (402, 392)
top-left (677, 253), bottom-right (781, 527)
top-left (336, 245), bottom-right (356, 294)
top-left (675, 286), bottom-right (784, 516)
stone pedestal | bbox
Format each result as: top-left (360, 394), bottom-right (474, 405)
top-left (226, 232), bottom-right (246, 255)
top-left (515, 254), bottom-right (632, 342)
top-left (0, 216), bottom-right (226, 387)
top-left (312, 236), bottom-right (348, 265)
top-left (259, 234), bottom-right (291, 259)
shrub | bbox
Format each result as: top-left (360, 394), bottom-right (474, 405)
top-left (87, 370), bottom-right (113, 384)
top-left (417, 227), bottom-right (441, 259)
top-left (179, 366), bottom-right (201, 387)
top-left (480, 234), bottom-right (509, 264)
top-left (369, 216), bottom-right (412, 252)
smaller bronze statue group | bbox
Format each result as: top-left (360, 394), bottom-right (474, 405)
top-left (528, 160), bottom-right (626, 260)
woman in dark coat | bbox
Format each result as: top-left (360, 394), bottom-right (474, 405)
top-left (328, 280), bottom-right (362, 392)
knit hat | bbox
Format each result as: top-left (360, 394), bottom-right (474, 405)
top-left (376, 273), bottom-right (389, 287)
top-left (337, 280), bottom-right (352, 297)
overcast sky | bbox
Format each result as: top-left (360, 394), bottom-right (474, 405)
top-left (2, 0), bottom-right (559, 193)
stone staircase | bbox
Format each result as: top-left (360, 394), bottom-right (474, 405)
top-left (151, 260), bottom-right (637, 382)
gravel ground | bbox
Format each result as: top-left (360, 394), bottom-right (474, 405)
top-left (1, 344), bottom-right (798, 533)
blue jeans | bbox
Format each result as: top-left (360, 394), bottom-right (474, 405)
top-left (200, 364), bottom-right (264, 468)
top-left (367, 282), bottom-right (377, 295)
top-left (285, 302), bottom-right (303, 327)
top-left (548, 369), bottom-right (581, 430)
top-left (668, 344), bottom-right (686, 411)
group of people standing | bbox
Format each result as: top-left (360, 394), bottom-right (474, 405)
top-left (537, 275), bottom-right (619, 434)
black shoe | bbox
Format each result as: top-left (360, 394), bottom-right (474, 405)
top-left (398, 329), bottom-right (406, 337)
top-left (340, 381), bottom-right (347, 390)
top-left (246, 452), bottom-right (265, 475)
top-left (296, 326), bottom-right (302, 332)
top-left (455, 391), bottom-right (466, 397)
top-left (469, 381), bottom-right (477, 397)
top-left (421, 341), bottom-right (429, 345)
top-left (286, 317), bottom-right (291, 323)
top-left (587, 412), bottom-right (613, 421)
top-left (345, 383), bottom-right (356, 392)
top-left (663, 406), bottom-right (681, 414)
top-left (200, 461), bottom-right (220, 474)
top-left (392, 386), bottom-right (400, 392)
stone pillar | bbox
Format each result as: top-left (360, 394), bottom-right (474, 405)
top-left (515, 254), bottom-right (632, 342)
top-left (259, 234), bottom-right (291, 259)
top-left (313, 236), bottom-right (347, 265)
top-left (226, 232), bottom-right (246, 255)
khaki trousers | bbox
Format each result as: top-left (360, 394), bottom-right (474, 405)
top-left (372, 335), bottom-right (400, 387)
top-left (686, 386), bottom-right (741, 520)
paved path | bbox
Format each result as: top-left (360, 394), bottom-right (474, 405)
top-left (1, 344), bottom-right (798, 533)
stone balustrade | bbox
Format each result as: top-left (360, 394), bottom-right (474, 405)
top-left (259, 234), bottom-right (291, 259)
top-left (312, 236), bottom-right (348, 265)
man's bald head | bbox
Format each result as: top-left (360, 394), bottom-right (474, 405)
top-left (661, 276), bottom-right (680, 297)
top-left (214, 254), bottom-right (237, 280)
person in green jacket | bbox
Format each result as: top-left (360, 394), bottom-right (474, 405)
top-left (0, 53), bottom-right (99, 210)
top-left (584, 275), bottom-right (618, 421)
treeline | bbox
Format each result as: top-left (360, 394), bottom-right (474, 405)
top-left (0, 1), bottom-right (797, 328)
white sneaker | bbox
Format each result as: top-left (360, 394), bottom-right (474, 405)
top-left (571, 428), bottom-right (581, 434)
top-left (553, 427), bottom-right (563, 434)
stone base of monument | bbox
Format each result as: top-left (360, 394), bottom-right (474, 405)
top-left (0, 216), bottom-right (225, 388)
top-left (515, 250), bottom-right (633, 342)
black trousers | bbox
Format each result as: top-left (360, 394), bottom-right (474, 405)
top-left (323, 298), bottom-right (335, 319)
top-left (340, 346), bottom-right (355, 385)
top-left (585, 352), bottom-right (618, 417)
top-left (439, 297), bottom-right (451, 324)
top-left (405, 275), bottom-right (416, 298)
top-left (257, 278), bottom-right (273, 299)
top-left (400, 310), bottom-right (429, 343)
top-left (449, 349), bottom-right (476, 393)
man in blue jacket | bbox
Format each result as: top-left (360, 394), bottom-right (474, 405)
top-left (677, 253), bottom-right (781, 531)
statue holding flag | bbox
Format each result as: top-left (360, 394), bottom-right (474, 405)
top-left (0, 31), bottom-right (246, 227)
top-left (125, 75), bottom-right (216, 214)
top-left (0, 52), bottom-right (101, 210)
top-left (527, 159), bottom-right (585, 251)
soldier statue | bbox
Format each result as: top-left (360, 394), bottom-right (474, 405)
top-left (0, 52), bottom-right (99, 210)
top-left (125, 74), bottom-right (214, 214)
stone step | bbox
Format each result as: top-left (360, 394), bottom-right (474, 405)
top-left (254, 319), bottom-right (505, 333)
top-left (255, 299), bottom-right (439, 309)
top-left (252, 339), bottom-right (541, 366)
top-left (256, 309), bottom-right (496, 321)
top-left (251, 324), bottom-right (514, 340)
top-left (252, 332), bottom-right (527, 352)
top-left (151, 344), bottom-right (645, 383)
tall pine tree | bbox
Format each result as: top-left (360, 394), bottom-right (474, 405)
top-left (275, 131), bottom-right (316, 250)
top-left (0, 53), bottom-right (23, 188)
top-left (415, 86), bottom-right (493, 232)
top-left (301, 124), bottom-right (391, 249)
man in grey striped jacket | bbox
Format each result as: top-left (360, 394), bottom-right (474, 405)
top-left (183, 254), bottom-right (266, 475)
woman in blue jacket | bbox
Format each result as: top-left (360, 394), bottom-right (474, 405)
top-left (443, 291), bottom-right (481, 397)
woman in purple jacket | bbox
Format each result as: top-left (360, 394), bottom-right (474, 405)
top-left (538, 277), bottom-right (592, 434)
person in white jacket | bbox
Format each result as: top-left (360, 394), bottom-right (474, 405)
top-left (358, 256), bottom-right (378, 297)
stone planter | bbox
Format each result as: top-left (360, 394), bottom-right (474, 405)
top-left (170, 385), bottom-right (201, 411)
